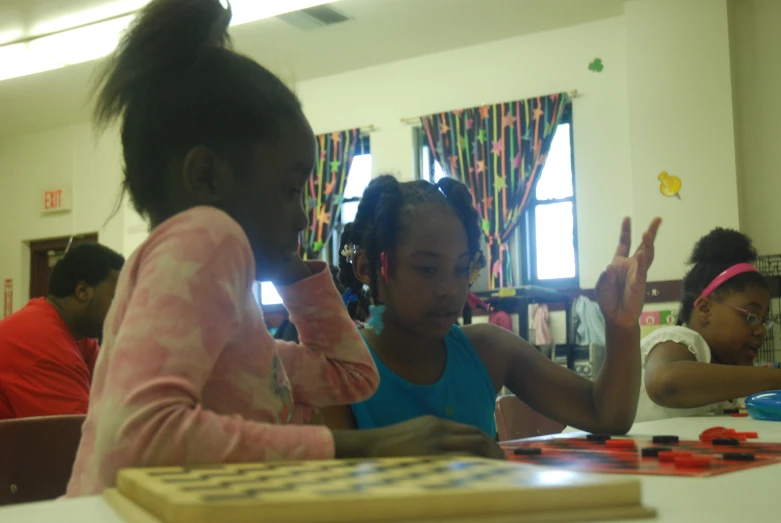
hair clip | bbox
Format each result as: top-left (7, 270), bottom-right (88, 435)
top-left (380, 252), bottom-right (389, 283)
top-left (468, 251), bottom-right (486, 286)
top-left (341, 244), bottom-right (356, 262)
top-left (342, 288), bottom-right (359, 306)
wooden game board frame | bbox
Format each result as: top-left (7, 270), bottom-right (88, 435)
top-left (106, 456), bottom-right (657, 523)
top-left (104, 488), bottom-right (656, 523)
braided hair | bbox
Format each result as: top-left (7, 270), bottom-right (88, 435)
top-left (678, 228), bottom-right (768, 324)
top-left (339, 175), bottom-right (484, 313)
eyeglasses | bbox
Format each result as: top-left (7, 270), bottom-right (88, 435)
top-left (709, 299), bottom-right (776, 331)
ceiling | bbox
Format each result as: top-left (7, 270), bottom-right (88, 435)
top-left (0, 0), bottom-right (625, 137)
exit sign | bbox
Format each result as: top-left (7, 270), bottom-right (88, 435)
top-left (42, 187), bottom-right (72, 214)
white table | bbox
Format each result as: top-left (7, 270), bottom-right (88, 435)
top-left (1, 416), bottom-right (778, 522)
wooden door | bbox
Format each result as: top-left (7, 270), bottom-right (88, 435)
top-left (29, 234), bottom-right (98, 300)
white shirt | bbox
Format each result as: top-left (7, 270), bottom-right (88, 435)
top-left (636, 326), bottom-right (739, 423)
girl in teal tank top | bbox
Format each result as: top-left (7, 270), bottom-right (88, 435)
top-left (323, 175), bottom-right (661, 438)
top-left (351, 326), bottom-right (497, 437)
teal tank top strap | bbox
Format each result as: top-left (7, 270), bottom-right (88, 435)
top-left (350, 325), bottom-right (497, 437)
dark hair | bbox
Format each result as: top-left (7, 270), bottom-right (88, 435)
top-left (338, 175), bottom-right (483, 310)
top-left (49, 243), bottom-right (125, 298)
top-left (678, 228), bottom-right (768, 324)
top-left (94, 0), bottom-right (302, 222)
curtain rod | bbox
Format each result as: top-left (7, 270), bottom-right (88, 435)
top-left (318, 125), bottom-right (376, 136)
top-left (400, 89), bottom-right (580, 125)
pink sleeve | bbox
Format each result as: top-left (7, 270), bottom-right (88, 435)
top-left (275, 261), bottom-right (379, 407)
top-left (102, 213), bottom-right (334, 464)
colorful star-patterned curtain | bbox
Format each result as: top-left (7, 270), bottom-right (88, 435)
top-left (421, 93), bottom-right (569, 289)
top-left (301, 128), bottom-right (362, 260)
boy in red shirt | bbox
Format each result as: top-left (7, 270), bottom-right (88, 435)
top-left (0, 243), bottom-right (124, 419)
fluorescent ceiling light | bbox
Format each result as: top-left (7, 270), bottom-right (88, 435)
top-left (229, 0), bottom-right (333, 27)
top-left (0, 29), bottom-right (24, 46)
top-left (29, 16), bottom-right (134, 66)
top-left (0, 0), bottom-right (343, 83)
top-left (32, 0), bottom-right (150, 35)
top-left (0, 43), bottom-right (63, 82)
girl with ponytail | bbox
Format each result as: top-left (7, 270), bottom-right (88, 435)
top-left (325, 175), bottom-right (661, 438)
top-left (639, 228), bottom-right (781, 422)
top-left (67, 0), bottom-right (501, 496)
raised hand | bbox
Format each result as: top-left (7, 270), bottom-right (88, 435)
top-left (596, 217), bottom-right (662, 328)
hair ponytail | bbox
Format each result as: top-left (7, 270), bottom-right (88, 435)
top-left (338, 223), bottom-right (361, 291)
top-left (94, 0), bottom-right (231, 130)
top-left (338, 223), bottom-right (370, 322)
top-left (95, 0), bottom-right (302, 223)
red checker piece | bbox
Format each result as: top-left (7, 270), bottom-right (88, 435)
top-left (605, 439), bottom-right (636, 450)
top-left (734, 432), bottom-right (758, 439)
top-left (700, 427), bottom-right (746, 442)
top-left (675, 456), bottom-right (712, 468)
top-left (658, 451), bottom-right (691, 462)
top-left (731, 413), bottom-right (749, 418)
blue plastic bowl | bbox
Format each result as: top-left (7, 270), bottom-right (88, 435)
top-left (745, 391), bottom-right (781, 421)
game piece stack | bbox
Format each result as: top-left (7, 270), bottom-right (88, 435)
top-left (105, 457), bottom-right (656, 523)
top-left (723, 408), bottom-right (749, 418)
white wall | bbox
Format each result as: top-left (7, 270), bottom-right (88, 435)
top-left (0, 124), bottom-right (125, 311)
top-left (624, 0), bottom-right (740, 280)
top-left (731, 0), bottom-right (781, 256)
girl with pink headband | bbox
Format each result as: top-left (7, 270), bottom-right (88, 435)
top-left (637, 228), bottom-right (780, 422)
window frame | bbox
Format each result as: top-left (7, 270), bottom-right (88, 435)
top-left (520, 104), bottom-right (579, 288)
top-left (328, 134), bottom-right (371, 265)
top-left (415, 104), bottom-right (578, 289)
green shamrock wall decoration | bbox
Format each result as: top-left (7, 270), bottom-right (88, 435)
top-left (588, 58), bottom-right (604, 73)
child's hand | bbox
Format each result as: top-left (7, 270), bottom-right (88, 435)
top-left (596, 217), bottom-right (662, 328)
top-left (333, 416), bottom-right (506, 460)
top-left (272, 253), bottom-right (312, 286)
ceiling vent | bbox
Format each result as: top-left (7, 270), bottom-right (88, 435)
top-left (277, 4), bottom-right (351, 31)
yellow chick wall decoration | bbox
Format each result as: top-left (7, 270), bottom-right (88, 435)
top-left (658, 171), bottom-right (682, 200)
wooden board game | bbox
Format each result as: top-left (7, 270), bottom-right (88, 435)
top-left (504, 433), bottom-right (781, 477)
top-left (108, 456), bottom-right (655, 523)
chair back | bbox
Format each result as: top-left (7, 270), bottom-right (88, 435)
top-left (0, 415), bottom-right (85, 504)
top-left (495, 395), bottom-right (565, 441)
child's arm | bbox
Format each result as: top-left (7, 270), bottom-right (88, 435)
top-left (645, 342), bottom-right (781, 407)
top-left (274, 260), bottom-right (379, 408)
top-left (467, 322), bottom-right (640, 435)
top-left (469, 217), bottom-right (660, 435)
top-left (96, 213), bottom-right (337, 465)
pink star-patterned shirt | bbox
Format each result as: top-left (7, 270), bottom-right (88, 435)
top-left (66, 206), bottom-right (379, 496)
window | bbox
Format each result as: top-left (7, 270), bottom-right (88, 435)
top-left (521, 106), bottom-right (577, 286)
top-left (255, 135), bottom-right (371, 307)
top-left (338, 153), bottom-right (372, 228)
top-left (254, 281), bottom-right (283, 306)
top-left (330, 135), bottom-right (371, 264)
top-left (419, 135), bottom-right (448, 185)
top-left (416, 104), bottom-right (577, 287)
